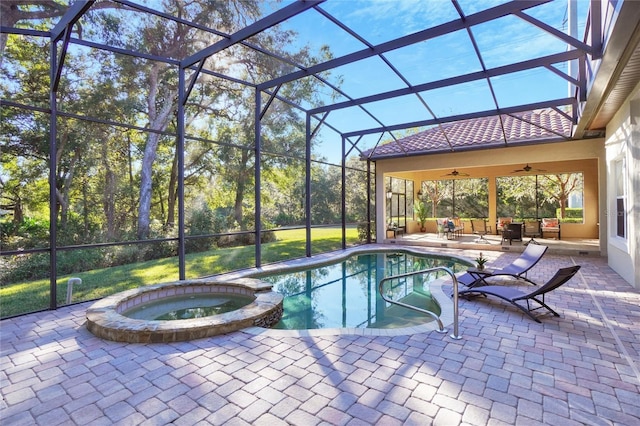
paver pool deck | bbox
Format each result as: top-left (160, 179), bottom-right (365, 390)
top-left (1, 246), bottom-right (639, 425)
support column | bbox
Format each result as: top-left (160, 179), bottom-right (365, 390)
top-left (49, 41), bottom-right (58, 310)
top-left (367, 159), bottom-right (372, 243)
top-left (177, 67), bottom-right (186, 280)
top-left (488, 177), bottom-right (497, 234)
top-left (341, 136), bottom-right (346, 249)
top-left (305, 113), bottom-right (312, 257)
top-left (567, 0), bottom-right (578, 97)
top-left (255, 90), bottom-right (262, 267)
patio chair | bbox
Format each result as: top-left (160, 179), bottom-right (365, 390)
top-left (457, 243), bottom-right (549, 288)
top-left (470, 219), bottom-right (491, 243)
top-left (435, 219), bottom-right (447, 238)
top-left (458, 265), bottom-right (581, 323)
top-left (523, 219), bottom-right (542, 245)
top-left (452, 217), bottom-right (464, 237)
top-left (541, 218), bottom-right (561, 239)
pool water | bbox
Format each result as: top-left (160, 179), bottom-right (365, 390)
top-left (123, 294), bottom-right (254, 320)
top-left (260, 252), bottom-right (467, 330)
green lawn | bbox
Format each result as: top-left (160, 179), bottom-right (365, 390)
top-left (0, 227), bottom-right (360, 318)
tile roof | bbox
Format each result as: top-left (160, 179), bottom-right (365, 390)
top-left (362, 109), bottom-right (574, 160)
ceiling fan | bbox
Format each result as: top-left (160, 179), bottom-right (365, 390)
top-left (441, 169), bottom-right (469, 177)
top-left (512, 164), bottom-right (546, 173)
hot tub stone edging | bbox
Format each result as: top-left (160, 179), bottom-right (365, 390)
top-left (86, 278), bottom-right (283, 343)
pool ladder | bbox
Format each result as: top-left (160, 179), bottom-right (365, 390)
top-left (378, 266), bottom-right (462, 340)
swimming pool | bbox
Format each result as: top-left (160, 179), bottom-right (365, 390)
top-left (257, 251), bottom-right (469, 331)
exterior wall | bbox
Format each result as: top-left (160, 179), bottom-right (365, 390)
top-left (605, 81), bottom-right (640, 288)
top-left (375, 139), bottom-right (605, 250)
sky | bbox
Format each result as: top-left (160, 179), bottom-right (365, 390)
top-left (273, 0), bottom-right (590, 164)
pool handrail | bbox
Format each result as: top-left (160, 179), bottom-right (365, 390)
top-left (378, 266), bottom-right (462, 340)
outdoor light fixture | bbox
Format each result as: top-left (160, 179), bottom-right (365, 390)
top-left (386, 187), bottom-right (393, 199)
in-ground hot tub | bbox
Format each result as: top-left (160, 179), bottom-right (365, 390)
top-left (86, 278), bottom-right (283, 343)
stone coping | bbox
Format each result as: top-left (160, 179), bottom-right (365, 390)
top-left (86, 278), bottom-right (283, 343)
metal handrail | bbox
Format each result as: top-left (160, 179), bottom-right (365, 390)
top-left (378, 266), bottom-right (462, 339)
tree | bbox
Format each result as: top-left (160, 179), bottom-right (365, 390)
top-left (0, 1), bottom-right (119, 67)
top-left (539, 173), bottom-right (583, 218)
top-left (420, 180), bottom-right (448, 217)
top-left (2, 0), bottom-right (334, 243)
top-left (496, 175), bottom-right (537, 218)
top-left (205, 42), bottom-right (332, 230)
top-left (344, 157), bottom-right (372, 224)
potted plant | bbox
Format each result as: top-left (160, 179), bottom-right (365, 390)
top-left (414, 201), bottom-right (429, 232)
top-left (475, 252), bottom-right (488, 270)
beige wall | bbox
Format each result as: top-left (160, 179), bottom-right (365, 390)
top-left (605, 81), bottom-right (640, 288)
top-left (375, 139), bottom-right (605, 244)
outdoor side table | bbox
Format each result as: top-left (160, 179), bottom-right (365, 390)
top-left (466, 267), bottom-right (494, 288)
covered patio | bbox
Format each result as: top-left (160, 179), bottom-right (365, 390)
top-left (385, 231), bottom-right (600, 257)
top-left (375, 133), bottom-right (603, 253)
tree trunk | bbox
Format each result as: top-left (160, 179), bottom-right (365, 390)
top-left (166, 149), bottom-right (178, 230)
top-left (559, 196), bottom-right (567, 219)
top-left (136, 63), bottom-right (175, 239)
top-left (127, 134), bottom-right (137, 231)
top-left (13, 196), bottom-right (23, 224)
top-left (137, 133), bottom-right (160, 239)
top-left (56, 149), bottom-right (79, 230)
top-left (234, 176), bottom-right (246, 230)
top-left (104, 170), bottom-right (117, 240)
top-left (233, 150), bottom-right (250, 230)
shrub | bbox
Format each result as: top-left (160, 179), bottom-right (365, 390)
top-left (557, 208), bottom-right (583, 219)
top-left (262, 230), bottom-right (277, 243)
top-left (216, 230), bottom-right (276, 248)
top-left (56, 248), bottom-right (107, 275)
top-left (0, 253), bottom-right (50, 284)
top-left (186, 203), bottom-right (216, 252)
top-left (357, 222), bottom-right (374, 241)
top-left (0, 217), bottom-right (50, 250)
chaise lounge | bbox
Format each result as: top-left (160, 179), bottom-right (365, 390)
top-left (458, 265), bottom-right (581, 322)
top-left (457, 243), bottom-right (549, 288)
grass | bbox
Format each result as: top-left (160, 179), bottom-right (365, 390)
top-left (0, 227), bottom-right (360, 318)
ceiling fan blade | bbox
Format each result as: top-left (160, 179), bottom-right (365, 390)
top-left (512, 164), bottom-right (546, 173)
top-left (441, 169), bottom-right (469, 177)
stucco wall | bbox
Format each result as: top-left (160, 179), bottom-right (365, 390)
top-left (605, 81), bottom-right (640, 288)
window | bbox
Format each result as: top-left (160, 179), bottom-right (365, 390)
top-left (496, 173), bottom-right (584, 223)
top-left (419, 178), bottom-right (488, 218)
top-left (385, 177), bottom-right (413, 227)
top-left (496, 176), bottom-right (537, 218)
top-left (614, 159), bottom-right (626, 238)
top-left (538, 173), bottom-right (584, 222)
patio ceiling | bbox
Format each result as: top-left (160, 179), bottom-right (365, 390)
top-left (2, 0), bottom-right (619, 160)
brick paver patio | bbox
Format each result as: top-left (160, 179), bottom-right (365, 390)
top-left (1, 248), bottom-right (639, 425)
